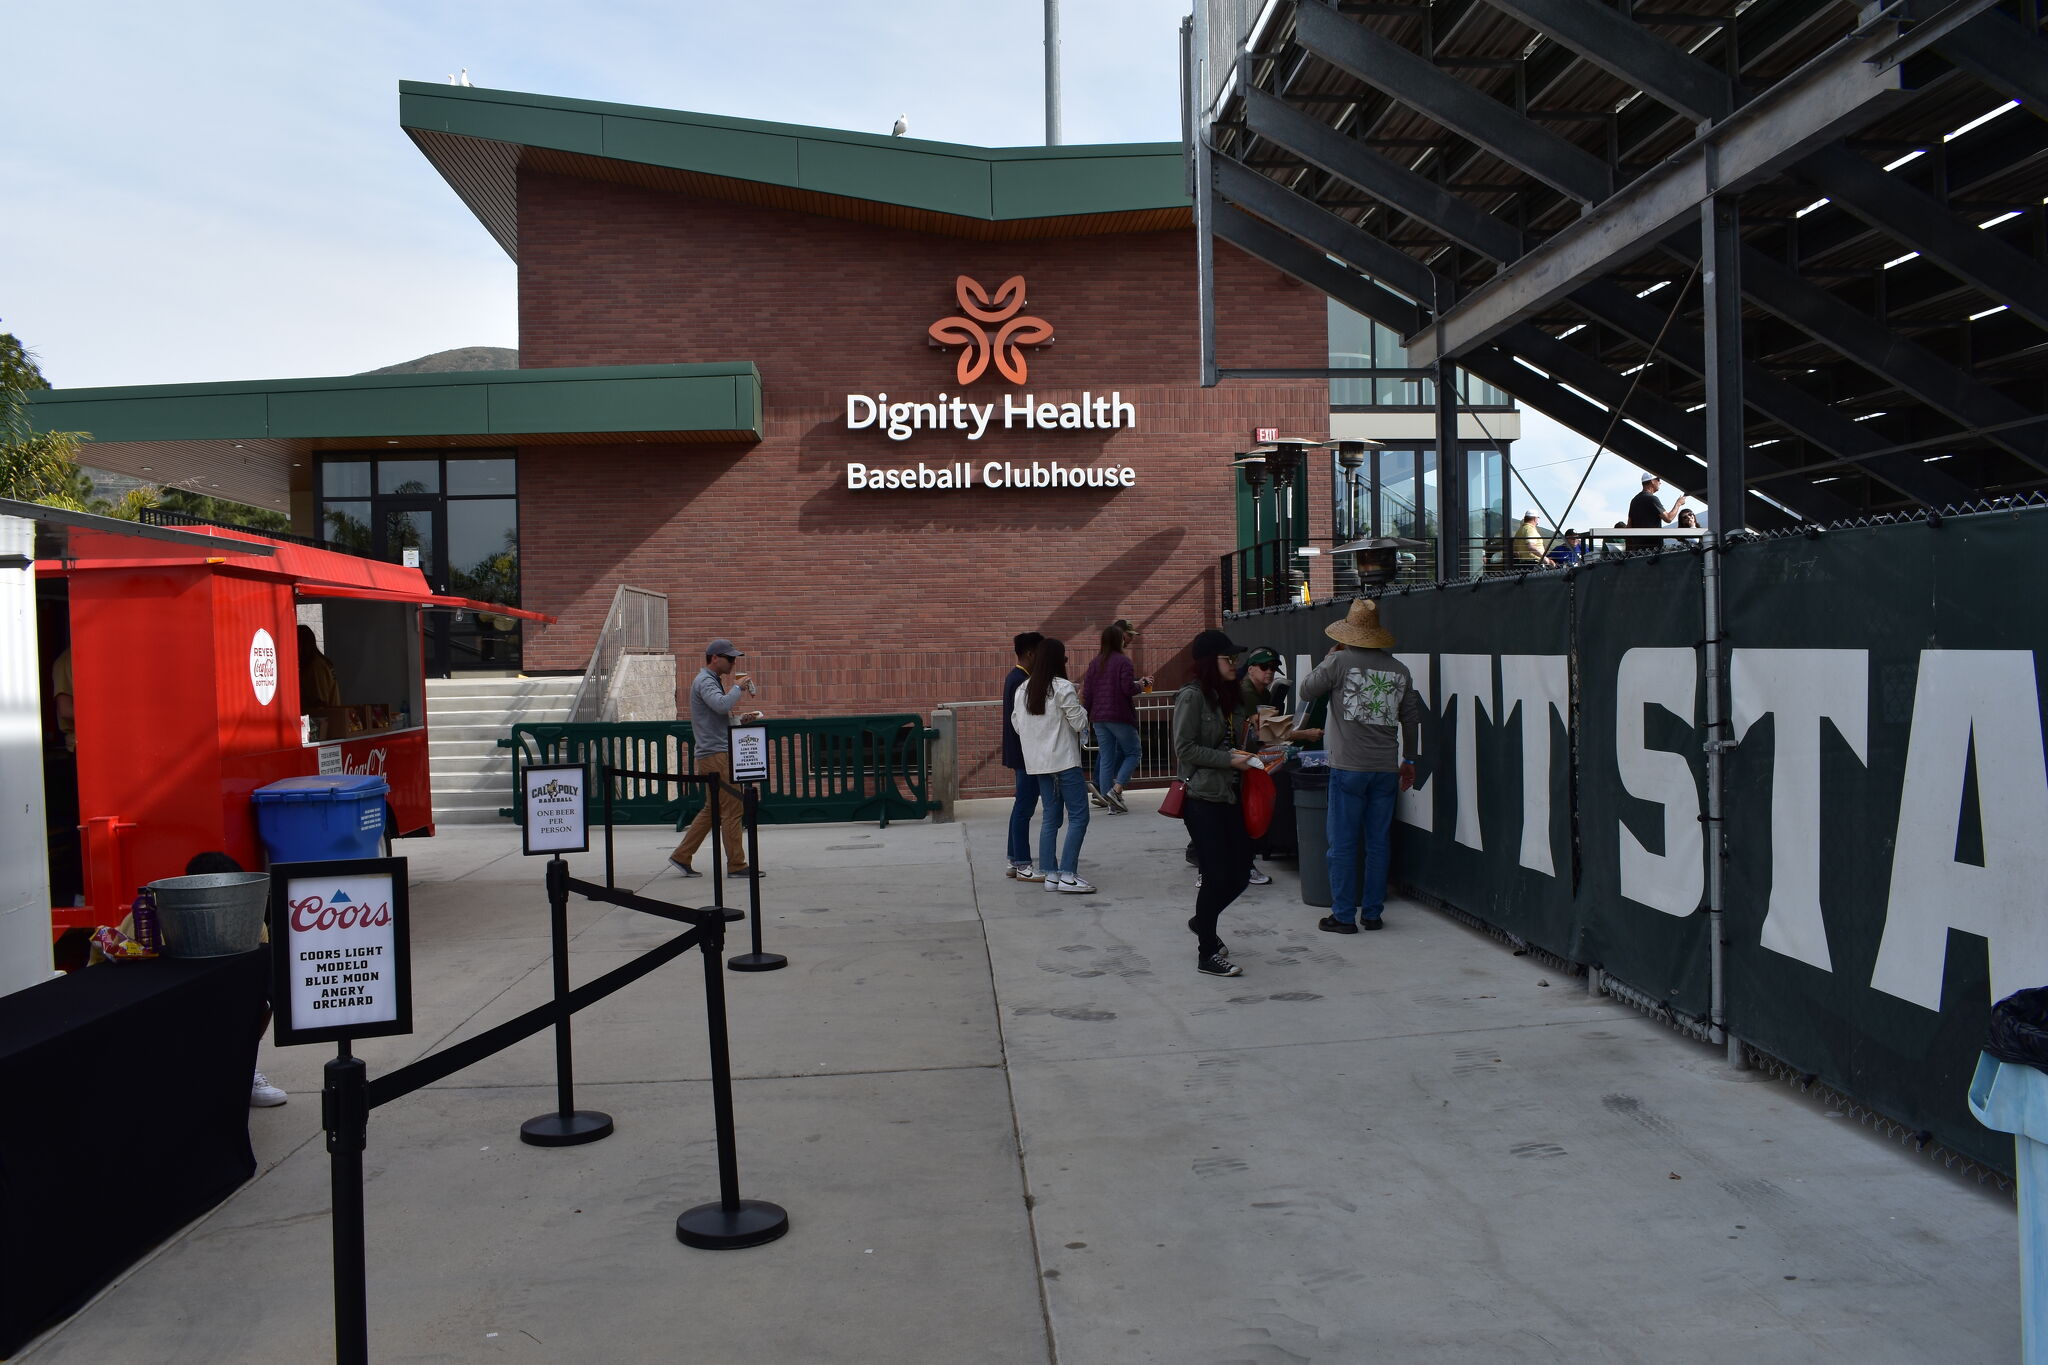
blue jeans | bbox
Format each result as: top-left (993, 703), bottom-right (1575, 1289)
top-left (1007, 766), bottom-right (1040, 866)
top-left (1094, 721), bottom-right (1140, 794)
top-left (1037, 767), bottom-right (1091, 878)
top-left (1328, 769), bottom-right (1399, 924)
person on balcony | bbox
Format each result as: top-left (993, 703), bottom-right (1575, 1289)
top-left (1512, 511), bottom-right (1548, 564)
top-left (1545, 530), bottom-right (1587, 567)
top-left (1080, 625), bottom-right (1148, 814)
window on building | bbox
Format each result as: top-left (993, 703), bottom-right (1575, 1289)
top-left (1327, 300), bottom-right (1509, 409)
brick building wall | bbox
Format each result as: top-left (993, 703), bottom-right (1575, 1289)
top-left (515, 171), bottom-right (1325, 717)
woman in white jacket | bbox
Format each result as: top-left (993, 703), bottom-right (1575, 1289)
top-left (1011, 636), bottom-right (1096, 893)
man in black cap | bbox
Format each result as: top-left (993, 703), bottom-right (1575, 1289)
top-left (670, 637), bottom-right (766, 878)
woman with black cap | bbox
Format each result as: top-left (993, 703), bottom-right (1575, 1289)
top-left (1173, 628), bottom-right (1258, 976)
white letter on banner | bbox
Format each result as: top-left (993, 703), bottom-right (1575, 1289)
top-left (1616, 646), bottom-right (1703, 917)
top-left (1394, 653), bottom-right (1433, 831)
top-left (846, 394), bottom-right (876, 429)
top-left (846, 463), bottom-right (869, 490)
top-left (1499, 655), bottom-right (1568, 878)
top-left (1871, 650), bottom-right (2048, 1011)
top-left (1730, 648), bottom-right (1870, 972)
top-left (1441, 654), bottom-right (1493, 852)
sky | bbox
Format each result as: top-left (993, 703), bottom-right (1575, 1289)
top-left (2, 0), bottom-right (1650, 528)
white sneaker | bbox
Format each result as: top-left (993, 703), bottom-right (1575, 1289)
top-left (251, 1071), bottom-right (287, 1107)
top-left (1057, 876), bottom-right (1097, 894)
top-left (1012, 865), bottom-right (1046, 882)
top-left (1247, 865), bottom-right (1272, 886)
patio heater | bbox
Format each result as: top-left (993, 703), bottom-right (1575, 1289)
top-left (1231, 453), bottom-right (1269, 606)
top-left (1330, 439), bottom-right (1378, 594)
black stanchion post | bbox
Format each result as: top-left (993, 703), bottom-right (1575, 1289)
top-left (676, 914), bottom-right (789, 1250)
top-left (324, 1043), bottom-right (370, 1365)
top-left (727, 785), bottom-right (786, 972)
top-left (520, 855), bottom-right (615, 1146)
top-left (603, 763), bottom-right (616, 891)
top-left (705, 772), bottom-right (741, 922)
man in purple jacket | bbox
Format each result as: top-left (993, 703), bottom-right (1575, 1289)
top-left (1003, 632), bottom-right (1045, 878)
top-left (1080, 623), bottom-right (1151, 813)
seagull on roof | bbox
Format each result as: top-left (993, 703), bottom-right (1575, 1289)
top-left (892, 114), bottom-right (908, 137)
top-left (460, 68), bottom-right (473, 86)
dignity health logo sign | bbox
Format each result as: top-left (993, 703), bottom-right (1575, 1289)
top-left (843, 274), bottom-right (1138, 492)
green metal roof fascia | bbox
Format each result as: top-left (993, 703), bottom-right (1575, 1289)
top-left (397, 82), bottom-right (1190, 221)
top-left (28, 364), bottom-right (764, 442)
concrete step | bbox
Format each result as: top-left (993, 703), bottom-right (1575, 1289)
top-left (428, 722), bottom-right (531, 742)
top-left (429, 738), bottom-right (508, 759)
top-left (433, 806), bottom-right (514, 826)
top-left (421, 716), bottom-right (573, 736)
top-left (425, 676), bottom-right (580, 699)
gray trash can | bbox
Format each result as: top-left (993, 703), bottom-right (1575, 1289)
top-left (1291, 762), bottom-right (1331, 908)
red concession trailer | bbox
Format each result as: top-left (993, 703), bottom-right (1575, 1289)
top-left (39, 522), bottom-right (551, 931)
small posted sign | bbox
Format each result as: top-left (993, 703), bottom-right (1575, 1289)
top-left (729, 726), bottom-right (769, 783)
top-left (270, 857), bottom-right (414, 1047)
top-left (522, 763), bottom-right (590, 855)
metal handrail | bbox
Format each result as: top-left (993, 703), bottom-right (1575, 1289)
top-left (569, 585), bottom-right (670, 723)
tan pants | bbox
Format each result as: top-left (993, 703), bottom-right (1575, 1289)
top-left (671, 751), bottom-right (749, 870)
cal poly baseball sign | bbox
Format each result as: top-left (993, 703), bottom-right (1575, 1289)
top-left (270, 857), bottom-right (414, 1046)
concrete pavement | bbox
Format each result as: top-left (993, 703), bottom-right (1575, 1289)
top-left (18, 792), bottom-right (2019, 1363)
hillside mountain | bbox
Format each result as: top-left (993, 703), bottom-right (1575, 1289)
top-left (361, 346), bottom-right (518, 376)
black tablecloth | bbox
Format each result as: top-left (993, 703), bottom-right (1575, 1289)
top-left (0, 949), bottom-right (268, 1356)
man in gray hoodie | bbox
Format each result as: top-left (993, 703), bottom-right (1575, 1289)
top-left (1298, 599), bottom-right (1422, 933)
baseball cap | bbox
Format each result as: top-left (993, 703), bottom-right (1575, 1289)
top-left (1190, 628), bottom-right (1243, 659)
top-left (1245, 647), bottom-right (1281, 668)
top-left (706, 638), bottom-right (743, 658)
top-left (1113, 617), bottom-right (1139, 637)
top-left (1641, 472), bottom-right (1658, 484)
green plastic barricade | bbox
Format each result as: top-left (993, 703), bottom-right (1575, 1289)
top-left (501, 716), bottom-right (938, 828)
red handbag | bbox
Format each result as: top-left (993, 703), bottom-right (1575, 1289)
top-left (1240, 766), bottom-right (1276, 839)
top-left (1158, 779), bottom-right (1187, 819)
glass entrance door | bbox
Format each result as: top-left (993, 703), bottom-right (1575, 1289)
top-left (316, 454), bottom-right (521, 677)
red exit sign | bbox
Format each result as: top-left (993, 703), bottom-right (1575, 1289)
top-left (1253, 427), bottom-right (1278, 443)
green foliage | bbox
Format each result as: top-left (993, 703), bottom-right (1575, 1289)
top-left (151, 486), bottom-right (292, 534)
top-left (0, 329), bottom-right (91, 509)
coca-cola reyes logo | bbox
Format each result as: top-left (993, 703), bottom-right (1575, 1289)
top-left (291, 889), bottom-right (394, 933)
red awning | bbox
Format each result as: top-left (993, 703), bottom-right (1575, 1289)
top-left (295, 582), bottom-right (556, 623)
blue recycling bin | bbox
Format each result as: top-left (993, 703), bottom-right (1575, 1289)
top-left (250, 774), bottom-right (390, 863)
top-left (1970, 1053), bottom-right (2048, 1364)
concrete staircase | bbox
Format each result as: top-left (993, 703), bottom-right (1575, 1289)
top-left (426, 676), bottom-right (581, 825)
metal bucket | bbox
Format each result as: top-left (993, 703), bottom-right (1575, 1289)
top-left (145, 872), bottom-right (270, 958)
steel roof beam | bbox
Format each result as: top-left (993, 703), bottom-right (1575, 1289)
top-left (1400, 26), bottom-right (1910, 366)
top-left (1212, 202), bottom-right (1427, 337)
top-left (1292, 1), bottom-right (1613, 204)
top-left (1564, 279), bottom-right (1979, 506)
top-left (1735, 248), bottom-right (2048, 472)
top-left (1501, 323), bottom-right (1855, 523)
top-left (1480, 0), bottom-right (1735, 123)
top-left (1798, 145), bottom-right (2048, 333)
top-left (1934, 8), bottom-right (2048, 121)
top-left (1243, 88), bottom-right (1524, 261)
top-left (1212, 153), bottom-right (1441, 303)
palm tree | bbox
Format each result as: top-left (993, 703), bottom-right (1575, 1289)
top-left (0, 328), bottom-right (92, 509)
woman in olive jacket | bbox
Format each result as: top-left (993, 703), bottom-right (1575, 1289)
top-left (1173, 628), bottom-right (1257, 977)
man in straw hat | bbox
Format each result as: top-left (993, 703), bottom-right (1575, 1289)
top-left (1298, 599), bottom-right (1423, 934)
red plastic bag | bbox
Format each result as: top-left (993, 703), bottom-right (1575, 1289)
top-left (1240, 766), bottom-right (1276, 839)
